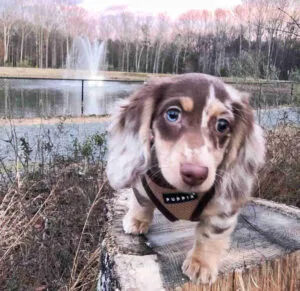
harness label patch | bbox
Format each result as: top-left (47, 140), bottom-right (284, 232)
top-left (163, 192), bottom-right (198, 204)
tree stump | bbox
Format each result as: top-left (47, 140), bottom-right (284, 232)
top-left (100, 189), bottom-right (300, 291)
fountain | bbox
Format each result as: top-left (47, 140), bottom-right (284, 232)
top-left (66, 36), bottom-right (107, 76)
top-left (65, 36), bottom-right (108, 115)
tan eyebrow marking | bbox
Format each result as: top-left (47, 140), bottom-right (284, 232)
top-left (179, 97), bottom-right (194, 112)
top-left (207, 100), bottom-right (228, 118)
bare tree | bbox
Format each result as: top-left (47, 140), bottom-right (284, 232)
top-left (0, 0), bottom-right (20, 64)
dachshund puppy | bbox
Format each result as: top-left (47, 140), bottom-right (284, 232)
top-left (107, 73), bottom-right (265, 284)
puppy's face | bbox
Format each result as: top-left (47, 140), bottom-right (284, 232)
top-left (152, 75), bottom-right (249, 193)
top-left (107, 73), bottom-right (259, 192)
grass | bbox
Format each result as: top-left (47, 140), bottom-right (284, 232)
top-left (0, 67), bottom-right (169, 81)
top-left (0, 115), bottom-right (110, 126)
top-left (0, 125), bottom-right (110, 290)
top-left (255, 125), bottom-right (300, 207)
top-left (0, 162), bottom-right (111, 290)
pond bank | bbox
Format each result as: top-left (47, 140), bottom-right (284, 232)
top-left (0, 67), bottom-right (169, 81)
top-left (0, 115), bottom-right (110, 126)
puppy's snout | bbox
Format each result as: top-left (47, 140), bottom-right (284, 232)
top-left (180, 163), bottom-right (208, 186)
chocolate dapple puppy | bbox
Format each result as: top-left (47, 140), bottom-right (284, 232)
top-left (107, 73), bottom-right (265, 285)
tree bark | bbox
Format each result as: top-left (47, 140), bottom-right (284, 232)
top-left (3, 24), bottom-right (11, 64)
top-left (20, 28), bottom-right (25, 64)
top-left (52, 35), bottom-right (57, 68)
top-left (39, 27), bottom-right (43, 68)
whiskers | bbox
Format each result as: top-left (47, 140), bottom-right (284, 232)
top-left (147, 163), bottom-right (172, 179)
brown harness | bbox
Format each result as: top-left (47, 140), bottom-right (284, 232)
top-left (140, 172), bottom-right (215, 222)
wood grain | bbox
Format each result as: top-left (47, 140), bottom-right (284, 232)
top-left (100, 189), bottom-right (300, 291)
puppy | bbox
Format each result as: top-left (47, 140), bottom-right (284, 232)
top-left (106, 73), bottom-right (265, 284)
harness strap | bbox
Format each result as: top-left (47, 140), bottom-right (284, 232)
top-left (141, 175), bottom-right (177, 221)
top-left (147, 146), bottom-right (175, 189)
top-left (141, 146), bottom-right (215, 221)
top-left (141, 174), bottom-right (215, 222)
top-left (190, 186), bottom-right (215, 221)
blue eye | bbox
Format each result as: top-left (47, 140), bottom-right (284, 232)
top-left (166, 108), bottom-right (181, 123)
top-left (216, 119), bottom-right (229, 133)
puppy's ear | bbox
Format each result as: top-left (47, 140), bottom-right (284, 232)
top-left (225, 90), bottom-right (265, 170)
top-left (106, 81), bottom-right (165, 189)
top-left (220, 88), bottom-right (265, 204)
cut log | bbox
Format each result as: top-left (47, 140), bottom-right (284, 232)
top-left (100, 189), bottom-right (300, 291)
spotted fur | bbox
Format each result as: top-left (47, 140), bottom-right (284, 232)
top-left (106, 73), bottom-right (265, 285)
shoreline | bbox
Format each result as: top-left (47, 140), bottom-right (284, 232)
top-left (0, 106), bottom-right (298, 127)
top-left (0, 115), bottom-right (111, 126)
top-left (0, 67), bottom-right (168, 82)
top-left (0, 67), bottom-right (295, 84)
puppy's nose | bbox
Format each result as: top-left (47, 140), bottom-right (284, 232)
top-left (180, 163), bottom-right (208, 186)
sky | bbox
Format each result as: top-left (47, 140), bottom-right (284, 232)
top-left (80, 0), bottom-right (242, 18)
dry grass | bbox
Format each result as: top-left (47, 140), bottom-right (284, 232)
top-left (0, 67), bottom-right (169, 81)
top-left (0, 122), bottom-right (299, 290)
top-left (0, 115), bottom-right (110, 126)
top-left (255, 125), bottom-right (300, 207)
top-left (0, 161), bottom-right (111, 290)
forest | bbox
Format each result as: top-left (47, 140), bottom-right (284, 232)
top-left (0, 0), bottom-right (300, 80)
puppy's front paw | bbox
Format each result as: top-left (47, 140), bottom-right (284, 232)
top-left (182, 255), bottom-right (218, 285)
top-left (122, 213), bottom-right (150, 235)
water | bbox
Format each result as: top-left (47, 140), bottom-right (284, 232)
top-left (0, 37), bottom-right (139, 118)
top-left (255, 107), bottom-right (299, 129)
top-left (0, 79), bottom-right (142, 118)
top-left (0, 78), bottom-right (298, 127)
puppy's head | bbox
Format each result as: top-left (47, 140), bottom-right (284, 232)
top-left (107, 73), bottom-right (265, 195)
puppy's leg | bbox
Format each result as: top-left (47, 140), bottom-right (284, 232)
top-left (123, 188), bottom-right (155, 235)
top-left (182, 213), bottom-right (238, 285)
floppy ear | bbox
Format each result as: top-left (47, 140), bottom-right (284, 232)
top-left (225, 90), bottom-right (265, 170)
top-left (219, 89), bottom-right (265, 204)
top-left (106, 82), bottom-right (160, 189)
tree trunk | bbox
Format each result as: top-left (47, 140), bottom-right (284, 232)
top-left (126, 43), bottom-right (130, 72)
top-left (39, 27), bottom-right (43, 68)
top-left (65, 35), bottom-right (69, 68)
top-left (52, 36), bottom-right (57, 68)
top-left (153, 44), bottom-right (157, 73)
top-left (266, 32), bottom-right (272, 79)
top-left (61, 38), bottom-right (64, 68)
top-left (173, 47), bottom-right (181, 74)
top-left (135, 42), bottom-right (139, 72)
top-left (20, 28), bottom-right (25, 64)
top-left (153, 42), bottom-right (162, 74)
top-left (256, 22), bottom-right (263, 77)
top-left (239, 25), bottom-right (243, 57)
top-left (3, 25), bottom-right (11, 64)
top-left (145, 45), bottom-right (149, 73)
top-left (35, 28), bottom-right (39, 67)
top-left (161, 57), bottom-right (165, 73)
top-left (45, 31), bottom-right (49, 69)
top-left (121, 45), bottom-right (125, 72)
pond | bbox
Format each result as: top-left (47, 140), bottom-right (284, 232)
top-left (0, 78), bottom-right (298, 163)
top-left (0, 78), bottom-right (142, 118)
top-left (0, 78), bottom-right (298, 128)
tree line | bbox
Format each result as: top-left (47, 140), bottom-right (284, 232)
top-left (0, 0), bottom-right (300, 80)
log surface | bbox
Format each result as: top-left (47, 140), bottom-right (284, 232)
top-left (100, 189), bottom-right (300, 291)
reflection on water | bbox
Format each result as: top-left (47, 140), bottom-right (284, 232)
top-left (255, 107), bottom-right (299, 128)
top-left (0, 79), bottom-right (299, 129)
top-left (0, 79), bottom-right (141, 118)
